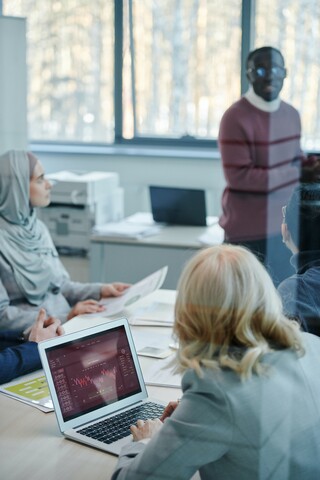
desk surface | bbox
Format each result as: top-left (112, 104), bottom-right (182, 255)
top-left (0, 290), bottom-right (180, 480)
top-left (91, 223), bottom-right (221, 249)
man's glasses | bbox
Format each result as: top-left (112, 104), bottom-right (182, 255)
top-left (247, 66), bottom-right (287, 80)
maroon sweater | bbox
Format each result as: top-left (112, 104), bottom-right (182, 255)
top-left (218, 97), bottom-right (302, 242)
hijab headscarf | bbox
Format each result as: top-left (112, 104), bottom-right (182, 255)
top-left (0, 150), bottom-right (64, 305)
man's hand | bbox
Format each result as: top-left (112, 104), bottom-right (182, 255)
top-left (28, 308), bottom-right (64, 343)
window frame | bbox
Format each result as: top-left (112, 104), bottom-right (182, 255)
top-left (114, 0), bottom-right (255, 150)
top-left (2, 0), bottom-right (256, 153)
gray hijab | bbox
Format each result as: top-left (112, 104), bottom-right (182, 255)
top-left (0, 150), bottom-right (63, 305)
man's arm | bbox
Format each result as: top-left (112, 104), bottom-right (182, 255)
top-left (0, 342), bottom-right (40, 384)
top-left (0, 310), bottom-right (64, 384)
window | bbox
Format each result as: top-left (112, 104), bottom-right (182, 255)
top-left (4, 0), bottom-right (114, 143)
top-left (122, 0), bottom-right (242, 141)
top-left (3, 0), bottom-right (320, 150)
top-left (255, 0), bottom-right (320, 150)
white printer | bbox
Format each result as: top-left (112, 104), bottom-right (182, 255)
top-left (38, 170), bottom-right (124, 252)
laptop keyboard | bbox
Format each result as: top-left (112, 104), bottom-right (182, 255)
top-left (78, 402), bottom-right (164, 444)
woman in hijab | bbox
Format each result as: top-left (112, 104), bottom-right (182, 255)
top-left (0, 150), bottom-right (129, 332)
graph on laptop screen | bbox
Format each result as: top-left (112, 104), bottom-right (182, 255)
top-left (45, 325), bottom-right (142, 421)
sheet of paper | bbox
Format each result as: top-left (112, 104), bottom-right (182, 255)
top-left (93, 222), bottom-right (162, 239)
top-left (137, 346), bottom-right (172, 359)
top-left (0, 371), bottom-right (53, 412)
top-left (131, 329), bottom-right (173, 350)
top-left (198, 224), bottom-right (225, 245)
top-left (129, 301), bottom-right (174, 326)
top-left (143, 355), bottom-right (181, 388)
top-left (125, 212), bottom-right (156, 225)
top-left (98, 266), bottom-right (168, 317)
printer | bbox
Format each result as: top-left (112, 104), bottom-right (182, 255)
top-left (38, 170), bottom-right (124, 252)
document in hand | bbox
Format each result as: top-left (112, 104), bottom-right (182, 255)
top-left (98, 266), bottom-right (168, 317)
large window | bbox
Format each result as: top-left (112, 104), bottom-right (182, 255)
top-left (3, 0), bottom-right (320, 150)
top-left (122, 0), bottom-right (242, 141)
top-left (4, 0), bottom-right (114, 143)
top-left (255, 0), bottom-right (320, 150)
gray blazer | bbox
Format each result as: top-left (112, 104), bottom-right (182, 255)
top-left (112, 333), bottom-right (320, 480)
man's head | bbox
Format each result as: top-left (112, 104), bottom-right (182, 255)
top-left (282, 184), bottom-right (320, 253)
top-left (246, 46), bottom-right (286, 102)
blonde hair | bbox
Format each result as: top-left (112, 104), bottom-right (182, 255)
top-left (174, 244), bottom-right (304, 380)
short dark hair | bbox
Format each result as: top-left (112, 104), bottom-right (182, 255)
top-left (286, 184), bottom-right (320, 251)
top-left (246, 46), bottom-right (285, 69)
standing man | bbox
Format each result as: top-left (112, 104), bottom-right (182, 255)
top-left (218, 46), bottom-right (302, 285)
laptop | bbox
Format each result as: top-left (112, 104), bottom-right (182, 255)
top-left (38, 318), bottom-right (166, 455)
top-left (149, 185), bottom-right (207, 226)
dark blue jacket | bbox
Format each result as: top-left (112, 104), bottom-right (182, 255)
top-left (0, 330), bottom-right (40, 383)
top-left (278, 251), bottom-right (320, 336)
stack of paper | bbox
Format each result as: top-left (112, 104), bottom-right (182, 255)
top-left (93, 219), bottom-right (162, 239)
top-left (129, 301), bottom-right (174, 326)
top-left (143, 355), bottom-right (181, 388)
top-left (198, 223), bottom-right (225, 245)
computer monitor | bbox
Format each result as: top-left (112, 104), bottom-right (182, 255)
top-left (149, 185), bottom-right (207, 226)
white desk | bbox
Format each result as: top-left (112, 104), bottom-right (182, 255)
top-left (90, 224), bottom-right (218, 289)
top-left (0, 290), bottom-right (183, 480)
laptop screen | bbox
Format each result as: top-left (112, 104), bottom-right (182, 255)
top-left (44, 325), bottom-right (142, 422)
top-left (149, 185), bottom-right (207, 226)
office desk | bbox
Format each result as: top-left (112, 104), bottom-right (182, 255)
top-left (0, 290), bottom-right (183, 480)
top-left (90, 224), bottom-right (221, 289)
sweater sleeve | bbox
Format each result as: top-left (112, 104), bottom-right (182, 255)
top-left (0, 277), bottom-right (39, 331)
top-left (0, 342), bottom-right (41, 384)
top-left (60, 278), bottom-right (102, 306)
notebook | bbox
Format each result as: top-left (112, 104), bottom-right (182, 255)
top-left (38, 318), bottom-right (166, 455)
top-left (149, 185), bottom-right (207, 226)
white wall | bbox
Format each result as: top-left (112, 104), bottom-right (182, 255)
top-left (0, 16), bottom-right (27, 153)
top-left (38, 150), bottom-right (225, 217)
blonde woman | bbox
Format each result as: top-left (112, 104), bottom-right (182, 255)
top-left (112, 245), bottom-right (320, 480)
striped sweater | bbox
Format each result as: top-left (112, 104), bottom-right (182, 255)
top-left (218, 97), bottom-right (302, 241)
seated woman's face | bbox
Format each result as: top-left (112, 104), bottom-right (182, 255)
top-left (29, 161), bottom-right (52, 208)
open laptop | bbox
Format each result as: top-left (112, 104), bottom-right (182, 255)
top-left (149, 185), bottom-right (207, 226)
top-left (38, 318), bottom-right (166, 455)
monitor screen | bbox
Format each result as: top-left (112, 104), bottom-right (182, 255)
top-left (149, 185), bottom-right (207, 226)
top-left (44, 325), bottom-right (141, 421)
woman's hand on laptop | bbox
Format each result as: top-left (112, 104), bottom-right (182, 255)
top-left (28, 308), bottom-right (64, 343)
top-left (160, 400), bottom-right (180, 422)
top-left (100, 282), bottom-right (131, 298)
top-left (130, 418), bottom-right (163, 441)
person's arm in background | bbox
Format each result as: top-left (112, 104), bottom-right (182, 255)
top-left (219, 107), bottom-right (301, 194)
top-left (0, 278), bottom-right (39, 331)
top-left (0, 309), bottom-right (63, 384)
top-left (59, 258), bottom-right (130, 320)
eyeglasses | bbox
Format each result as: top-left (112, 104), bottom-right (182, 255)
top-left (247, 66), bottom-right (287, 80)
top-left (282, 205), bottom-right (287, 223)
